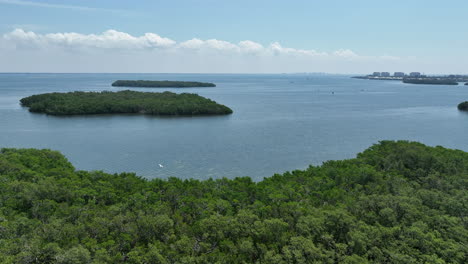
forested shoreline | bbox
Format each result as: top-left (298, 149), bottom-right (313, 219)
top-left (0, 141), bottom-right (466, 263)
top-left (402, 78), bottom-right (458, 85)
top-left (20, 90), bottom-right (232, 116)
top-left (111, 80), bottom-right (216, 88)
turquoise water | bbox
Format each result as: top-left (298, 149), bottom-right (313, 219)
top-left (1, 73), bottom-right (468, 181)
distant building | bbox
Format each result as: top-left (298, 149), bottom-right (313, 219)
top-left (381, 72), bottom-right (390, 77)
top-left (410, 72), bottom-right (421, 77)
top-left (372, 72), bottom-right (381, 77)
top-left (394, 72), bottom-right (405, 77)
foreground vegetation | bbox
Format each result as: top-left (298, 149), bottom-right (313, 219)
top-left (112, 80), bottom-right (216, 88)
top-left (402, 78), bottom-right (458, 85)
top-left (458, 101), bottom-right (468, 111)
top-left (0, 141), bottom-right (466, 263)
top-left (20, 90), bottom-right (232, 116)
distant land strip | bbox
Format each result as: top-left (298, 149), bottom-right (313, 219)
top-left (111, 80), bottom-right (216, 88)
top-left (352, 72), bottom-right (468, 85)
top-left (402, 78), bottom-right (458, 85)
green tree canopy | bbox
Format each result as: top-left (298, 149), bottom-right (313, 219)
top-left (20, 90), bottom-right (232, 116)
top-left (0, 141), bottom-right (466, 263)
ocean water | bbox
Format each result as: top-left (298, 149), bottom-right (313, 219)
top-left (1, 73), bottom-right (468, 181)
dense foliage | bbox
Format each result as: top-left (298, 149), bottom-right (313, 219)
top-left (20, 90), bottom-right (232, 116)
top-left (402, 78), bottom-right (458, 85)
top-left (458, 101), bottom-right (468, 111)
top-left (0, 141), bottom-right (466, 263)
top-left (112, 80), bottom-right (216, 88)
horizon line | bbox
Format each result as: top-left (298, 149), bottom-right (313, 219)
top-left (1, 72), bottom-right (466, 75)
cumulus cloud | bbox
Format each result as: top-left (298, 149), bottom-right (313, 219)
top-left (333, 49), bottom-right (358, 59)
top-left (179, 38), bottom-right (205, 49)
top-left (3, 29), bottom-right (356, 57)
top-left (268, 42), bottom-right (327, 57)
top-left (4, 29), bottom-right (176, 49)
top-left (238, 40), bottom-right (263, 54)
top-left (0, 29), bottom-right (408, 73)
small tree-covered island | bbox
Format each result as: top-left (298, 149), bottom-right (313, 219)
top-left (20, 90), bottom-right (232, 116)
top-left (112, 80), bottom-right (216, 88)
top-left (457, 101), bottom-right (468, 111)
top-left (0, 141), bottom-right (466, 263)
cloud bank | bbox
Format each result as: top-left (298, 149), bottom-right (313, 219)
top-left (4, 29), bottom-right (176, 49)
top-left (1, 29), bottom-right (412, 73)
top-left (4, 29), bottom-right (356, 57)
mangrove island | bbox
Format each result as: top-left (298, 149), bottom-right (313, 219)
top-left (458, 101), bottom-right (468, 111)
top-left (0, 140), bottom-right (466, 263)
top-left (112, 80), bottom-right (216, 88)
top-left (20, 90), bottom-right (233, 116)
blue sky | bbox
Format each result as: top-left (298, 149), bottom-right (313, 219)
top-left (0, 0), bottom-right (467, 73)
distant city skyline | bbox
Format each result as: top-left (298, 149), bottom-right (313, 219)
top-left (0, 0), bottom-right (467, 73)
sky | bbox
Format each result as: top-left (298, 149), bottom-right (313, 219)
top-left (0, 0), bottom-right (467, 74)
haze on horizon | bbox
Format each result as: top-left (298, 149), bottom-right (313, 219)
top-left (0, 0), bottom-right (467, 74)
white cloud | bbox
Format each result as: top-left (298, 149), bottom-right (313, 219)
top-left (179, 38), bottom-right (205, 49)
top-left (333, 49), bottom-right (358, 58)
top-left (238, 40), bottom-right (263, 54)
top-left (204, 39), bottom-right (239, 51)
top-left (4, 29), bottom-right (176, 49)
top-left (144, 33), bottom-right (176, 48)
top-left (1, 29), bottom-right (410, 73)
top-left (3, 29), bottom-right (347, 56)
top-left (268, 42), bottom-right (327, 57)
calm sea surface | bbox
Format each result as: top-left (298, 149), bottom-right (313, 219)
top-left (1, 73), bottom-right (468, 181)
